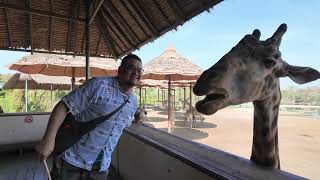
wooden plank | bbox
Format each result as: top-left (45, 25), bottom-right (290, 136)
top-left (4, 0), bottom-right (12, 47)
top-left (48, 0), bottom-right (53, 51)
top-left (166, 0), bottom-right (185, 23)
top-left (88, 0), bottom-right (105, 25)
top-left (0, 2), bottom-right (86, 22)
top-left (96, 12), bottom-right (118, 59)
top-left (120, 0), bottom-right (150, 38)
top-left (28, 0), bottom-right (33, 54)
top-left (104, 1), bottom-right (140, 43)
top-left (100, 6), bottom-right (133, 47)
top-left (125, 124), bottom-right (306, 180)
top-left (127, 0), bottom-right (159, 36)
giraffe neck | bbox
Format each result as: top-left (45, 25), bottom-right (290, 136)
top-left (251, 94), bottom-right (281, 169)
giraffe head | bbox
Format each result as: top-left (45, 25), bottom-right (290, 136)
top-left (193, 24), bottom-right (320, 115)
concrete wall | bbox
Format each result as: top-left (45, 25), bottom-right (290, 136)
top-left (0, 112), bottom-right (50, 150)
top-left (112, 132), bottom-right (216, 180)
top-left (112, 124), bottom-right (306, 180)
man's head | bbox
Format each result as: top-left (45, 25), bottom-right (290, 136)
top-left (118, 54), bottom-right (143, 87)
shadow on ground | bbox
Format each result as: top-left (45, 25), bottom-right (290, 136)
top-left (145, 117), bottom-right (167, 123)
top-left (158, 127), bottom-right (209, 140)
top-left (174, 120), bottom-right (218, 129)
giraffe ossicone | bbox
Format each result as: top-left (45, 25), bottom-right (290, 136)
top-left (193, 23), bottom-right (320, 169)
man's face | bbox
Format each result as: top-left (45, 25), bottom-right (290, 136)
top-left (118, 59), bottom-right (143, 87)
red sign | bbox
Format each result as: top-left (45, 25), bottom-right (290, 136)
top-left (24, 115), bottom-right (33, 123)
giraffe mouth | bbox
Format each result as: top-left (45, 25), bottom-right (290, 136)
top-left (195, 90), bottom-right (228, 115)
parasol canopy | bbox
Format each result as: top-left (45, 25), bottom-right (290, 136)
top-left (8, 53), bottom-right (120, 77)
top-left (143, 44), bottom-right (203, 81)
top-left (2, 73), bottom-right (81, 91)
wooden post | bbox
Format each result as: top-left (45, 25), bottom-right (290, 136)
top-left (168, 76), bottom-right (174, 133)
top-left (183, 87), bottom-right (186, 109)
top-left (25, 79), bottom-right (28, 112)
top-left (71, 67), bottom-right (75, 91)
top-left (144, 88), bottom-right (147, 105)
top-left (139, 86), bottom-right (142, 107)
top-left (189, 83), bottom-right (192, 129)
top-left (85, 0), bottom-right (90, 80)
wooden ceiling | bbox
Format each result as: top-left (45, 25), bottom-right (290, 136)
top-left (0, 0), bottom-right (223, 59)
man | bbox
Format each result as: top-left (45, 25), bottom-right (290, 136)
top-left (36, 54), bottom-right (143, 179)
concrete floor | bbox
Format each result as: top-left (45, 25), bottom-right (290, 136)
top-left (0, 149), bottom-right (122, 180)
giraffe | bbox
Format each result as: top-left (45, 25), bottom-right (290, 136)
top-left (193, 24), bottom-right (320, 169)
top-left (134, 101), bottom-right (148, 123)
top-left (182, 98), bottom-right (205, 127)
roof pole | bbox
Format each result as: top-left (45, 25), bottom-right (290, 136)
top-left (168, 75), bottom-right (174, 133)
top-left (189, 82), bottom-right (192, 129)
top-left (71, 67), bottom-right (75, 90)
top-left (85, 1), bottom-right (90, 80)
top-left (25, 79), bottom-right (28, 112)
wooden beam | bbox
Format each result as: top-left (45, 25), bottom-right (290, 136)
top-left (95, 33), bottom-right (101, 56)
top-left (72, 0), bottom-right (80, 56)
top-left (166, 0), bottom-right (185, 24)
top-left (48, 0), bottom-right (53, 51)
top-left (28, 0), bottom-right (33, 54)
top-left (100, 6), bottom-right (134, 47)
top-left (96, 12), bottom-right (118, 59)
top-left (127, 0), bottom-right (159, 36)
top-left (104, 1), bottom-right (140, 43)
top-left (0, 47), bottom-right (110, 57)
top-left (65, 21), bottom-right (71, 52)
top-left (0, 2), bottom-right (86, 22)
top-left (4, 1), bottom-right (12, 47)
top-left (119, 1), bottom-right (150, 38)
top-left (88, 0), bottom-right (104, 25)
top-left (85, 0), bottom-right (90, 80)
top-left (66, 0), bottom-right (79, 53)
top-left (102, 18), bottom-right (129, 52)
top-left (152, 0), bottom-right (170, 24)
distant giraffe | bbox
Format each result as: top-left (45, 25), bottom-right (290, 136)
top-left (134, 101), bottom-right (148, 123)
top-left (181, 98), bottom-right (204, 128)
top-left (193, 24), bottom-right (320, 169)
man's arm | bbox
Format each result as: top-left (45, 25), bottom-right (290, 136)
top-left (35, 100), bottom-right (68, 160)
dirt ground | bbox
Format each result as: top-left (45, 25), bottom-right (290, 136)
top-left (144, 106), bottom-right (320, 180)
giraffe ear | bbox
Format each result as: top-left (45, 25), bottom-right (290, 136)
top-left (276, 62), bottom-right (320, 84)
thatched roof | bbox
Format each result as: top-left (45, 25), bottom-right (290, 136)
top-left (8, 53), bottom-right (120, 77)
top-left (3, 73), bottom-right (80, 90)
top-left (143, 44), bottom-right (203, 81)
top-left (0, 0), bottom-right (223, 58)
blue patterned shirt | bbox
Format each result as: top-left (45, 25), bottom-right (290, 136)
top-left (61, 77), bottom-right (138, 171)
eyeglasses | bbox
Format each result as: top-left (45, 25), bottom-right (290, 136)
top-left (126, 65), bottom-right (144, 73)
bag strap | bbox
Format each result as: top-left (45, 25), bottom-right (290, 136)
top-left (89, 95), bottom-right (130, 127)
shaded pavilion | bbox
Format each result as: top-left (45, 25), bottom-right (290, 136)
top-left (0, 0), bottom-right (222, 80)
top-left (9, 53), bottom-right (119, 90)
top-left (143, 44), bottom-right (202, 133)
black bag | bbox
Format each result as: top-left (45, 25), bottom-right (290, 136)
top-left (53, 98), bottom-right (129, 155)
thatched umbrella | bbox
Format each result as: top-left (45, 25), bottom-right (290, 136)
top-left (9, 53), bottom-right (119, 90)
top-left (3, 73), bottom-right (80, 91)
top-left (3, 73), bottom-right (82, 111)
top-left (143, 44), bottom-right (202, 133)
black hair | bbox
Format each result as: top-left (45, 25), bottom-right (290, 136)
top-left (120, 54), bottom-right (142, 67)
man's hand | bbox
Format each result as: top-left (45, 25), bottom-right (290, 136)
top-left (35, 138), bottom-right (55, 161)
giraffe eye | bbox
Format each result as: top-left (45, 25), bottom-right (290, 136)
top-left (263, 58), bottom-right (276, 68)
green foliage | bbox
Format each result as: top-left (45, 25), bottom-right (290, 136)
top-left (0, 89), bottom-right (24, 112)
top-left (281, 87), bottom-right (320, 105)
top-left (0, 85), bottom-right (318, 113)
top-left (0, 89), bottom-right (69, 113)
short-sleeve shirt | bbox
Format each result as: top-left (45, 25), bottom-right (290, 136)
top-left (61, 77), bottom-right (138, 171)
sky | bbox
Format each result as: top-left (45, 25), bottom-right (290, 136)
top-left (0, 0), bottom-right (319, 88)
